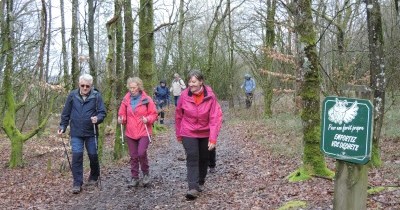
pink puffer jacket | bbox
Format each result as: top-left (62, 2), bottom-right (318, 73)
top-left (175, 85), bottom-right (223, 144)
top-left (118, 91), bottom-right (158, 140)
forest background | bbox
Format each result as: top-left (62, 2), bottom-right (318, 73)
top-left (0, 0), bottom-right (399, 209)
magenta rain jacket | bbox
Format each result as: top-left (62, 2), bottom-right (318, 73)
top-left (175, 85), bottom-right (223, 144)
top-left (118, 91), bottom-right (158, 140)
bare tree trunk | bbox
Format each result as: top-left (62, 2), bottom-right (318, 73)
top-left (36, 0), bottom-right (48, 137)
top-left (45, 0), bottom-right (52, 82)
top-left (60, 0), bottom-right (69, 88)
top-left (227, 0), bottom-right (235, 108)
top-left (36, 0), bottom-right (47, 81)
top-left (0, 0), bottom-right (5, 78)
top-left (88, 0), bottom-right (97, 86)
top-left (139, 0), bottom-right (155, 93)
top-left (206, 0), bottom-right (229, 85)
top-left (71, 0), bottom-right (79, 89)
top-left (177, 0), bottom-right (185, 76)
top-left (395, 0), bottom-right (400, 25)
top-left (366, 0), bottom-right (385, 167)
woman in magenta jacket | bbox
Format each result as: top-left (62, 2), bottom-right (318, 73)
top-left (118, 77), bottom-right (158, 188)
top-left (175, 70), bottom-right (223, 200)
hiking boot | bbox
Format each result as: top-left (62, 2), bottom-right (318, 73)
top-left (209, 167), bottom-right (216, 173)
top-left (177, 154), bottom-right (186, 161)
top-left (185, 189), bottom-right (200, 200)
top-left (198, 184), bottom-right (204, 192)
top-left (86, 179), bottom-right (98, 186)
top-left (72, 186), bottom-right (82, 194)
top-left (142, 174), bottom-right (151, 186)
top-left (127, 178), bottom-right (139, 188)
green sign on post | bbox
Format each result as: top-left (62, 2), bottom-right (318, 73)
top-left (321, 96), bottom-right (373, 164)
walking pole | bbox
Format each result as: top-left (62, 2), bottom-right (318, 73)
top-left (61, 136), bottom-right (72, 171)
top-left (144, 123), bottom-right (152, 144)
top-left (120, 117), bottom-right (124, 146)
top-left (93, 124), bottom-right (102, 190)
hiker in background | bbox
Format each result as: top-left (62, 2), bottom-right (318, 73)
top-left (241, 73), bottom-right (256, 108)
top-left (175, 70), bottom-right (223, 200)
top-left (170, 73), bottom-right (186, 106)
top-left (57, 74), bottom-right (107, 194)
top-left (154, 79), bottom-right (170, 124)
top-left (118, 77), bottom-right (158, 188)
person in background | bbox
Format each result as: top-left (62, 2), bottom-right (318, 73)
top-left (175, 70), bottom-right (223, 200)
top-left (118, 77), bottom-right (158, 188)
top-left (154, 79), bottom-right (170, 124)
top-left (170, 73), bottom-right (186, 106)
top-left (58, 74), bottom-right (107, 194)
top-left (241, 73), bottom-right (256, 108)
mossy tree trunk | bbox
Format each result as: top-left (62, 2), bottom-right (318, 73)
top-left (113, 0), bottom-right (125, 159)
top-left (289, 0), bottom-right (332, 181)
top-left (124, 0), bottom-right (134, 81)
top-left (2, 0), bottom-right (55, 168)
top-left (366, 0), bottom-right (385, 167)
top-left (105, 14), bottom-right (120, 160)
top-left (139, 0), bottom-right (155, 94)
top-left (261, 0), bottom-right (276, 118)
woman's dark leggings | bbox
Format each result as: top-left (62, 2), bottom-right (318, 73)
top-left (182, 137), bottom-right (209, 190)
top-left (209, 148), bottom-right (216, 168)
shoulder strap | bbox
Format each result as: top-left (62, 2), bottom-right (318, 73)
top-left (142, 97), bottom-right (150, 109)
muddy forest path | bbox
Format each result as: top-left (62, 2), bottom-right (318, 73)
top-left (51, 109), bottom-right (326, 210)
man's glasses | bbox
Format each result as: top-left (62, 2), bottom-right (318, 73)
top-left (80, 84), bottom-right (91, 89)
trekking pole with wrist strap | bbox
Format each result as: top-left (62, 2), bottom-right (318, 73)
top-left (144, 123), bottom-right (152, 144)
top-left (61, 135), bottom-right (72, 171)
top-left (93, 123), bottom-right (102, 190)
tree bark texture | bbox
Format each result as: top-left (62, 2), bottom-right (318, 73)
top-left (71, 0), bottom-right (79, 89)
top-left (60, 0), bottom-right (69, 88)
top-left (262, 0), bottom-right (277, 118)
top-left (139, 0), bottom-right (155, 93)
top-left (46, 0), bottom-right (52, 82)
top-left (124, 0), bottom-right (134, 81)
top-left (105, 16), bottom-right (120, 160)
top-left (88, 0), bottom-right (97, 86)
top-left (206, 0), bottom-right (229, 85)
top-left (2, 0), bottom-right (55, 167)
top-left (177, 0), bottom-right (185, 76)
top-left (227, 0), bottom-right (235, 108)
top-left (366, 0), bottom-right (385, 167)
top-left (333, 160), bottom-right (367, 210)
top-left (293, 0), bottom-right (331, 177)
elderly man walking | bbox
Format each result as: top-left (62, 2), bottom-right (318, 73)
top-left (58, 74), bottom-right (107, 194)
